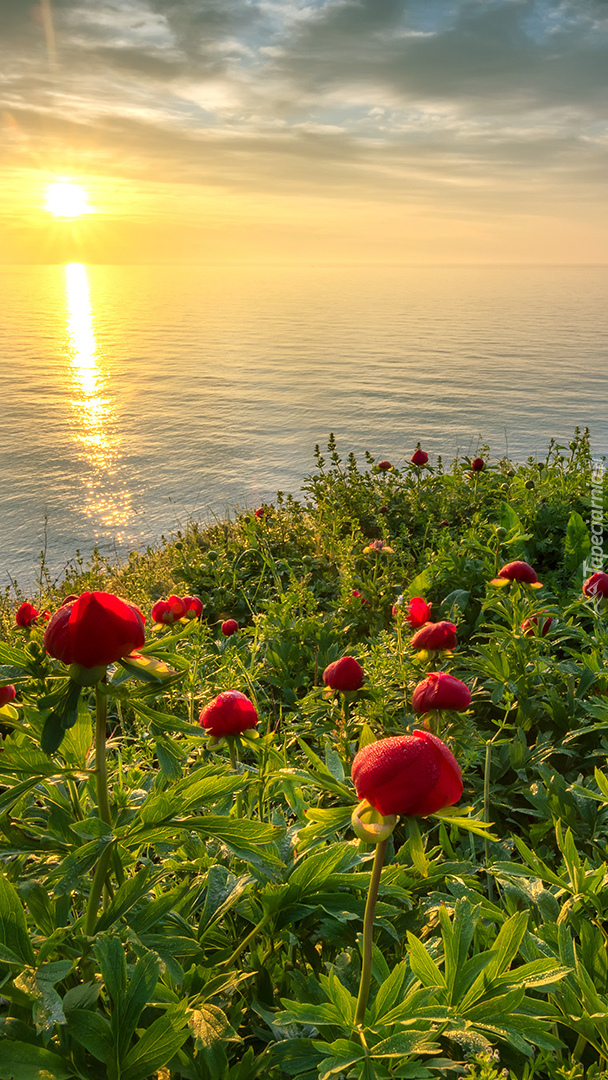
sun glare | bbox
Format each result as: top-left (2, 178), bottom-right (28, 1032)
top-left (45, 180), bottom-right (91, 218)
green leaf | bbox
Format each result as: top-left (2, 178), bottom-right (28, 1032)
top-left (118, 951), bottom-right (161, 1060)
top-left (0, 1040), bottom-right (75, 1080)
top-left (405, 816), bottom-right (429, 878)
top-left (66, 1008), bottom-right (113, 1064)
top-left (564, 510), bottom-right (591, 575)
top-left (358, 724), bottom-right (377, 750)
top-left (155, 736), bottom-right (186, 780)
top-left (406, 933), bottom-right (445, 989)
top-left (95, 934), bottom-right (126, 1007)
top-left (372, 1031), bottom-right (439, 1057)
top-left (278, 999), bottom-right (343, 1026)
top-left (406, 568), bottom-right (432, 595)
top-left (189, 1003), bottom-right (235, 1049)
top-left (120, 1004), bottom-right (191, 1080)
top-left (94, 866), bottom-right (155, 934)
top-left (0, 868), bottom-right (35, 967)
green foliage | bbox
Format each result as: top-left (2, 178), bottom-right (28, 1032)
top-left (0, 429), bottom-right (607, 1078)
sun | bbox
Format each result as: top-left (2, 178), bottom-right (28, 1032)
top-left (45, 180), bottom-right (91, 218)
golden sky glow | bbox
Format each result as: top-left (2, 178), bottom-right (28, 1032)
top-left (1, 0), bottom-right (607, 264)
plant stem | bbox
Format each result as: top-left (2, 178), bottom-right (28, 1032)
top-left (84, 840), bottom-right (114, 936)
top-left (225, 913), bottom-right (269, 968)
top-left (484, 739), bottom-right (494, 902)
top-left (228, 737), bottom-right (243, 818)
top-left (95, 683), bottom-right (112, 828)
top-left (354, 838), bottom-right (387, 1029)
top-left (83, 683), bottom-right (114, 936)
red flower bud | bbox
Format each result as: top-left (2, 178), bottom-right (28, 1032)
top-left (151, 600), bottom-right (171, 624)
top-left (221, 619), bottom-right (239, 636)
top-left (15, 602), bottom-right (40, 628)
top-left (583, 572), bottom-right (608, 599)
top-left (411, 448), bottom-right (428, 467)
top-left (491, 561), bottom-right (542, 587)
top-left (152, 595), bottom-right (187, 624)
top-left (352, 730), bottom-right (463, 817)
top-left (471, 457), bottom-right (485, 471)
top-left (322, 656), bottom-right (364, 692)
top-left (521, 615), bottom-right (554, 636)
top-left (183, 596), bottom-right (203, 619)
top-left (412, 672), bottom-right (471, 713)
top-left (44, 592), bottom-right (145, 668)
top-left (255, 506), bottom-right (266, 519)
top-left (377, 460), bottom-right (392, 471)
top-left (0, 685), bottom-right (16, 708)
top-left (410, 620), bottom-right (457, 652)
top-left (199, 690), bottom-right (258, 736)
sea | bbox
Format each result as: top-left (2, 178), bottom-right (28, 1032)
top-left (1, 262), bottom-right (606, 591)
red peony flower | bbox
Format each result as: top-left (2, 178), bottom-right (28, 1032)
top-left (411, 448), bottom-right (428, 467)
top-left (491, 561), bottom-right (542, 588)
top-left (471, 457), bottom-right (485, 471)
top-left (221, 619), bottom-right (239, 636)
top-left (199, 690), bottom-right (258, 736)
top-left (44, 592), bottom-right (145, 669)
top-left (352, 730), bottom-right (463, 817)
top-left (0, 685), bottom-right (16, 708)
top-left (15, 602), bottom-right (40, 628)
top-left (377, 460), bottom-right (392, 471)
top-left (352, 590), bottom-right (370, 606)
top-left (583, 572), bottom-right (608, 600)
top-left (322, 656), bottom-right (364, 692)
top-left (412, 672), bottom-right (471, 713)
top-left (521, 615), bottom-right (554, 636)
top-left (183, 596), bottom-right (203, 619)
top-left (393, 595), bottom-right (432, 627)
top-left (410, 620), bottom-right (457, 652)
top-left (255, 506), bottom-right (266, 519)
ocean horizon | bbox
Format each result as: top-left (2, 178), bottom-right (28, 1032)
top-left (2, 261), bottom-right (607, 591)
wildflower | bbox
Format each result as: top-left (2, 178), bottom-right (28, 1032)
top-left (491, 561), bottom-right (542, 587)
top-left (363, 539), bottom-right (394, 554)
top-left (352, 730), bottom-right (463, 816)
top-left (410, 620), bottom-right (457, 652)
top-left (199, 690), bottom-right (258, 736)
top-left (377, 460), bottom-right (392, 471)
top-left (411, 447), bottom-right (428, 467)
top-left (412, 671), bottom-right (471, 712)
top-left (323, 656), bottom-right (364, 692)
top-left (471, 457), bottom-right (485, 471)
top-left (44, 591), bottom-right (145, 670)
top-left (221, 619), bottom-right (239, 636)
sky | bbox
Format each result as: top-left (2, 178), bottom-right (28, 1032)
top-left (1, 0), bottom-right (608, 263)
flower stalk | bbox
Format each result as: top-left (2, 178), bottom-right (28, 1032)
top-left (354, 837), bottom-right (387, 1029)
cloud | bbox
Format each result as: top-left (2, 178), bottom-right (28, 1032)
top-left (1, 0), bottom-right (607, 239)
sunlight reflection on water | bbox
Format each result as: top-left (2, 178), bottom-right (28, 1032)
top-left (64, 262), bottom-right (132, 531)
